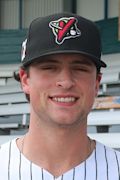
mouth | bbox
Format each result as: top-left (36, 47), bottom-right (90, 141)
top-left (49, 96), bottom-right (78, 105)
top-left (52, 97), bottom-right (77, 102)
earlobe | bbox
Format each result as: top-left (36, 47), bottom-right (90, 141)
top-left (19, 68), bottom-right (30, 94)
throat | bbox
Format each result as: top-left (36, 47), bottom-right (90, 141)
top-left (18, 135), bottom-right (95, 177)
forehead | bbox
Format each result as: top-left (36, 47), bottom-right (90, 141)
top-left (31, 53), bottom-right (96, 66)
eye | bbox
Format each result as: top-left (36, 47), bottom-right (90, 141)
top-left (41, 66), bottom-right (54, 70)
top-left (73, 66), bottom-right (89, 72)
top-left (39, 65), bottom-right (58, 71)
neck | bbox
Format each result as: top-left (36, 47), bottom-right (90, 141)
top-left (26, 119), bottom-right (88, 155)
top-left (17, 123), bottom-right (95, 177)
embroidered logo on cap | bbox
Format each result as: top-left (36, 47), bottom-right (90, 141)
top-left (21, 39), bottom-right (27, 61)
top-left (49, 17), bottom-right (81, 45)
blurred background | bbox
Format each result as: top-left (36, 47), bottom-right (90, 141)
top-left (0, 0), bottom-right (120, 149)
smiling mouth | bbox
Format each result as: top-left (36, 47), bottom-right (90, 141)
top-left (50, 97), bottom-right (78, 103)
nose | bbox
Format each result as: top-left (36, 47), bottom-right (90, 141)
top-left (56, 69), bottom-right (75, 89)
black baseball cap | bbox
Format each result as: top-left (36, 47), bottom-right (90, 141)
top-left (21, 12), bottom-right (106, 68)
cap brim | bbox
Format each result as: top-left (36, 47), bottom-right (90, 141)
top-left (23, 50), bottom-right (107, 68)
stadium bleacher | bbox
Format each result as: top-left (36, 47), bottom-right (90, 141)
top-left (0, 30), bottom-right (26, 64)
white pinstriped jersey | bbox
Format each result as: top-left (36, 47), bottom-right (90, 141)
top-left (0, 138), bottom-right (120, 180)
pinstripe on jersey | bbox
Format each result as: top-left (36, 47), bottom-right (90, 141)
top-left (0, 138), bottom-right (120, 180)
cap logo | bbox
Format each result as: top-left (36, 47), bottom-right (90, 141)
top-left (49, 17), bottom-right (81, 45)
top-left (21, 39), bottom-right (27, 61)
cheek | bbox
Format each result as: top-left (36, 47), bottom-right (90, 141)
top-left (82, 80), bottom-right (97, 110)
top-left (28, 77), bottom-right (52, 101)
top-left (83, 78), bottom-right (98, 97)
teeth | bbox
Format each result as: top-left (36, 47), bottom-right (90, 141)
top-left (53, 97), bottom-right (76, 102)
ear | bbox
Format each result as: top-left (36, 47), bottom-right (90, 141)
top-left (19, 68), bottom-right (30, 94)
top-left (95, 73), bottom-right (102, 96)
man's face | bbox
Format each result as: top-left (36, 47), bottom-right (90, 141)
top-left (20, 53), bottom-right (101, 128)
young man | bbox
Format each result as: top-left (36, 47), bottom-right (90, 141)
top-left (0, 12), bottom-right (120, 180)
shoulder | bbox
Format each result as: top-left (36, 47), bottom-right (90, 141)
top-left (0, 138), bottom-right (19, 164)
top-left (0, 140), bottom-right (14, 164)
top-left (0, 139), bottom-right (19, 178)
top-left (86, 141), bottom-right (120, 179)
top-left (0, 141), bottom-right (12, 177)
top-left (96, 141), bottom-right (120, 164)
top-left (0, 140), bottom-right (12, 154)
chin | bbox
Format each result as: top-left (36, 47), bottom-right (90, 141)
top-left (53, 116), bottom-right (80, 127)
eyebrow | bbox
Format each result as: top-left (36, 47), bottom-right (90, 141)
top-left (32, 59), bottom-right (59, 65)
top-left (32, 57), bottom-right (94, 66)
top-left (70, 59), bottom-right (94, 66)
